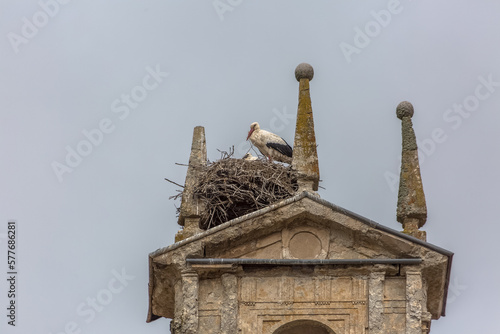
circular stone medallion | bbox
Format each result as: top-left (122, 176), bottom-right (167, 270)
top-left (288, 231), bottom-right (322, 259)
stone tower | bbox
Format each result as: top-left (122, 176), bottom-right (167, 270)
top-left (147, 64), bottom-right (453, 333)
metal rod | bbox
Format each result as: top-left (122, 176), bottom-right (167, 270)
top-left (186, 258), bottom-right (422, 266)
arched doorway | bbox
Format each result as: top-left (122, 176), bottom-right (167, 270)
top-left (273, 320), bottom-right (335, 334)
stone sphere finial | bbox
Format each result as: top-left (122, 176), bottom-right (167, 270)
top-left (396, 101), bottom-right (414, 119)
top-left (295, 63), bottom-right (314, 81)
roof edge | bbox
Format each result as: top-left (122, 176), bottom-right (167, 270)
top-left (308, 193), bottom-right (453, 257)
top-left (146, 256), bottom-right (160, 323)
top-left (149, 191), bottom-right (310, 258)
top-left (150, 191), bottom-right (453, 259)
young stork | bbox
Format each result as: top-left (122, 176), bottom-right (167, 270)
top-left (242, 153), bottom-right (258, 161)
top-left (246, 122), bottom-right (293, 163)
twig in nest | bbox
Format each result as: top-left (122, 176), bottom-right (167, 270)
top-left (164, 178), bottom-right (185, 188)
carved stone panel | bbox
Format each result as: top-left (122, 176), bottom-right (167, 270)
top-left (198, 278), bottom-right (222, 333)
top-left (238, 275), bottom-right (368, 334)
top-left (198, 312), bottom-right (221, 334)
top-left (282, 225), bottom-right (329, 259)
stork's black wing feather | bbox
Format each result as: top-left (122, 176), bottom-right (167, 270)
top-left (266, 139), bottom-right (293, 157)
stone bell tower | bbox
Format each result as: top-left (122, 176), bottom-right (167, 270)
top-left (147, 64), bottom-right (453, 333)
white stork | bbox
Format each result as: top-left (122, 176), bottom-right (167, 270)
top-left (246, 122), bottom-right (293, 163)
top-left (242, 153), bottom-right (258, 161)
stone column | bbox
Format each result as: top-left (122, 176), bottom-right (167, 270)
top-left (221, 273), bottom-right (238, 334)
top-left (396, 102), bottom-right (427, 241)
top-left (177, 126), bottom-right (207, 239)
top-left (180, 270), bottom-right (199, 333)
top-left (406, 271), bottom-right (423, 334)
top-left (368, 272), bottom-right (385, 334)
top-left (292, 63), bottom-right (320, 192)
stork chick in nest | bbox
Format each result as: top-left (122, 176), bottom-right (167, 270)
top-left (246, 122), bottom-right (293, 163)
top-left (242, 153), bottom-right (258, 161)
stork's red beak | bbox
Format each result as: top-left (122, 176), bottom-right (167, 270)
top-left (246, 128), bottom-right (254, 141)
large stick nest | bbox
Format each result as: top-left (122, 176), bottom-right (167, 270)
top-left (171, 150), bottom-right (299, 230)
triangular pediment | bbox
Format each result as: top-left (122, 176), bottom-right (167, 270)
top-left (206, 217), bottom-right (409, 262)
top-left (151, 192), bottom-right (450, 262)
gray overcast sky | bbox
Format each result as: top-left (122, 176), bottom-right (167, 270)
top-left (1, 1), bottom-right (498, 333)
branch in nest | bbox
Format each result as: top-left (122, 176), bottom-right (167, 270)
top-left (164, 178), bottom-right (185, 188)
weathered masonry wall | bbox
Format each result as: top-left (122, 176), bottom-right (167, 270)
top-left (150, 194), bottom-right (450, 333)
top-left (187, 270), bottom-right (428, 334)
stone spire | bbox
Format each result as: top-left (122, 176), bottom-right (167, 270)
top-left (177, 126), bottom-right (207, 239)
top-left (292, 63), bottom-right (320, 192)
top-left (396, 101), bottom-right (427, 241)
